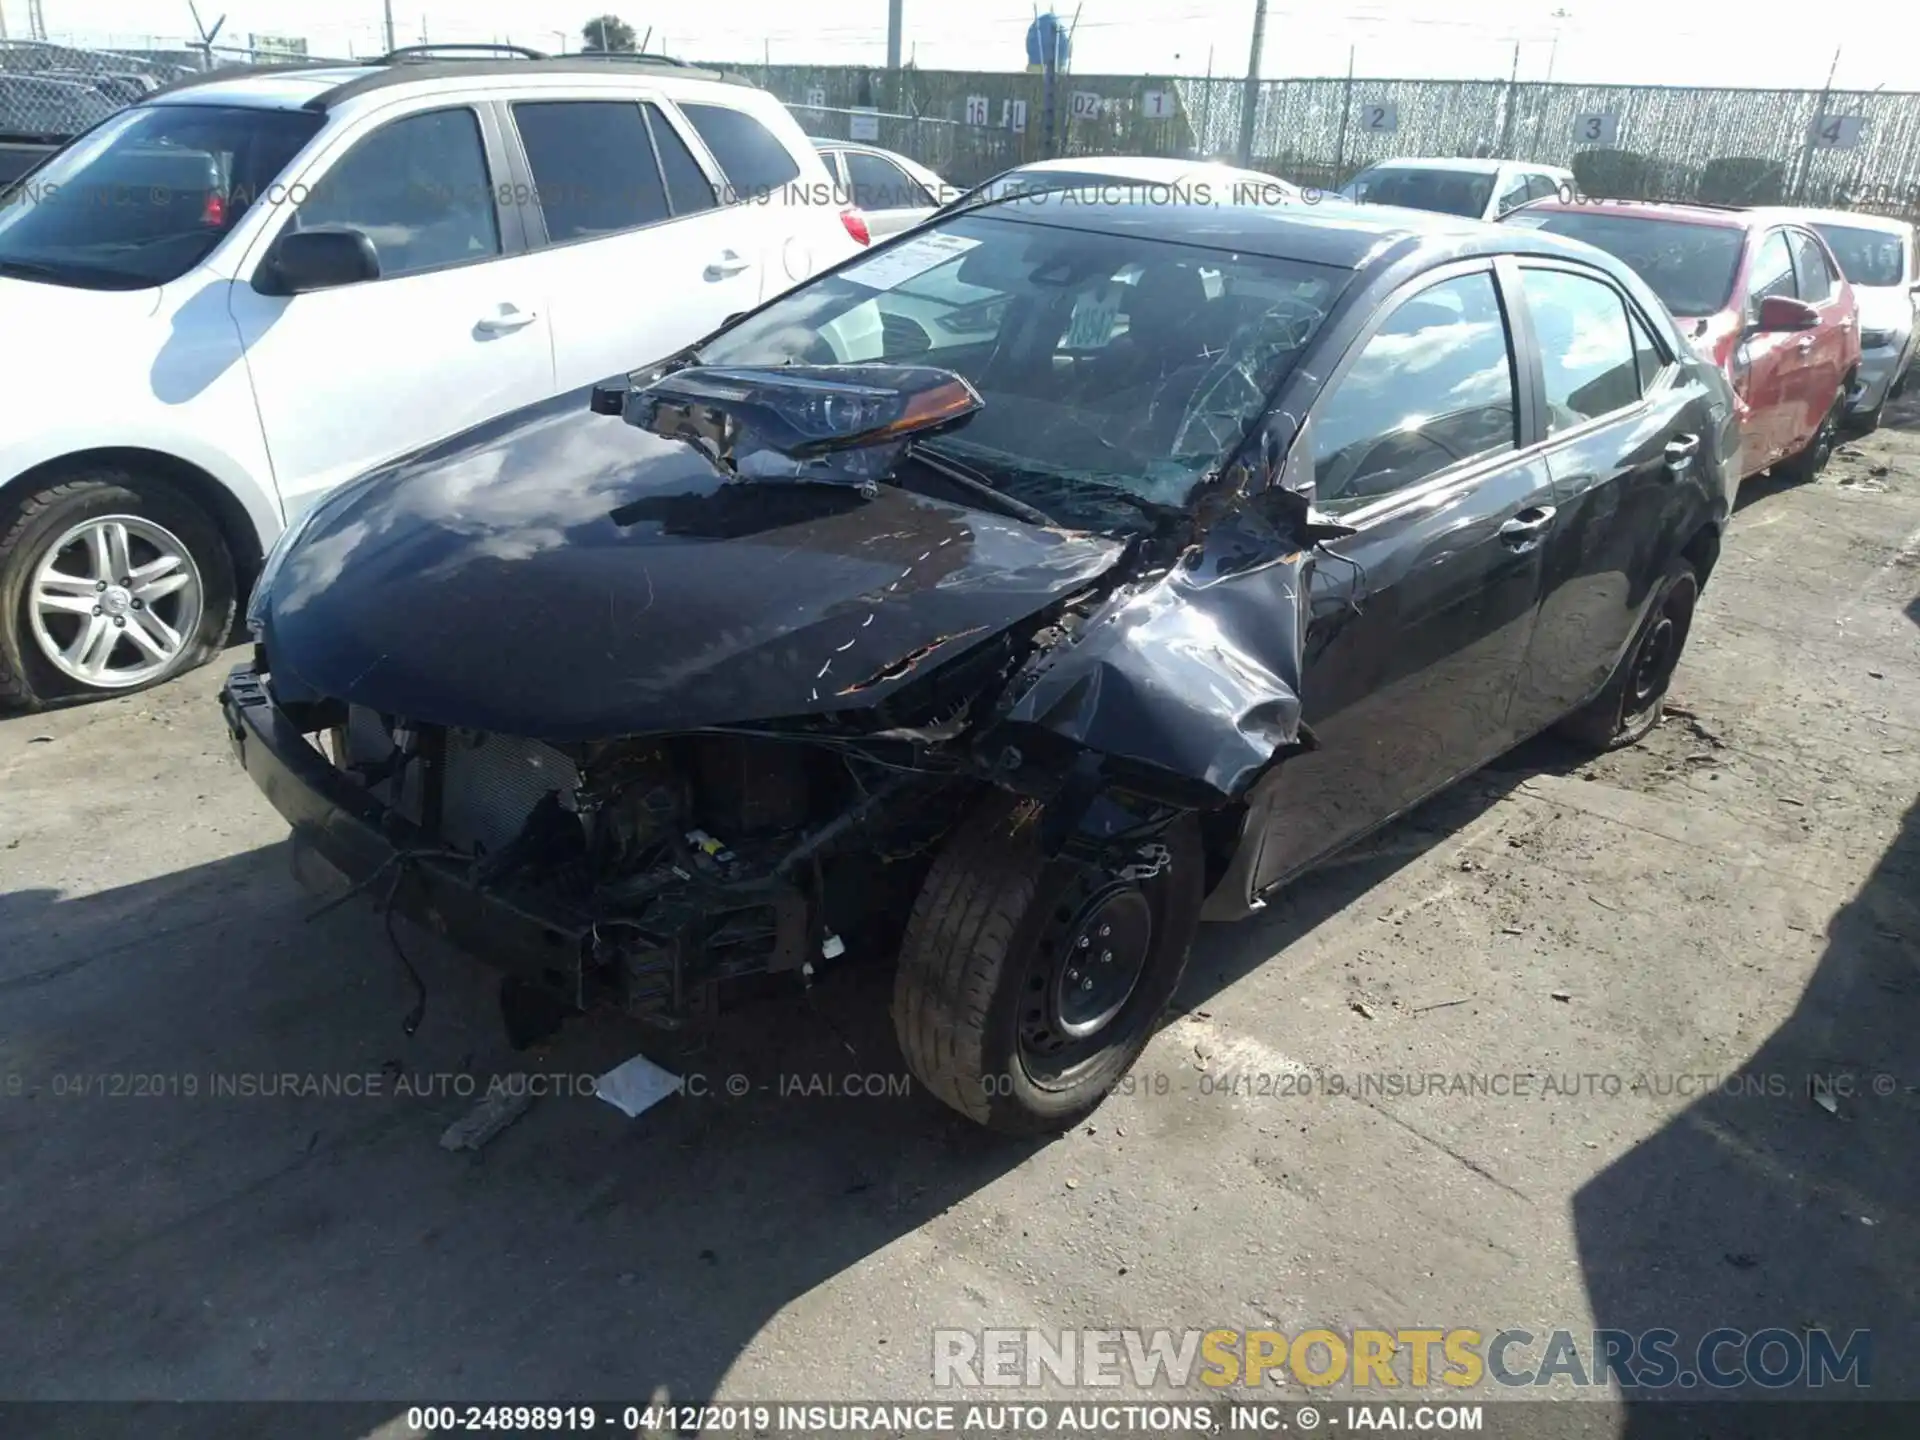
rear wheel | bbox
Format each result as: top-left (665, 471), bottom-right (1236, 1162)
top-left (1775, 392), bottom-right (1844, 483)
top-left (0, 471), bottom-right (236, 710)
top-left (892, 792), bottom-right (1204, 1134)
top-left (1556, 558), bottom-right (1698, 752)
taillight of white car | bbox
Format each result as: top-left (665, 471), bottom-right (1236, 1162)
top-left (841, 208), bottom-right (872, 246)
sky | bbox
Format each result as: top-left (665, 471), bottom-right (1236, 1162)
top-left (9, 0), bottom-right (1920, 92)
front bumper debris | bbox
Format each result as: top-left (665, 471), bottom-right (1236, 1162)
top-left (218, 663), bottom-right (591, 998)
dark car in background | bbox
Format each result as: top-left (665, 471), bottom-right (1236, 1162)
top-left (220, 195), bottom-right (1736, 1134)
top-left (1505, 199), bottom-right (1861, 481)
top-left (0, 74), bottom-right (120, 185)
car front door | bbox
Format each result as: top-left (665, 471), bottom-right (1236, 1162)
top-left (501, 96), bottom-right (765, 394)
top-left (1249, 261), bottom-right (1558, 895)
top-left (1737, 227), bottom-right (1809, 471)
top-left (1505, 262), bottom-right (1711, 732)
top-left (231, 102), bottom-right (554, 524)
top-left (1787, 226), bottom-right (1853, 426)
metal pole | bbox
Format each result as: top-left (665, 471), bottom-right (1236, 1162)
top-left (1200, 47), bottom-right (1214, 159)
top-left (1498, 41), bottom-right (1519, 157)
top-left (1334, 43), bottom-right (1354, 182)
top-left (1794, 45), bottom-right (1841, 202)
top-left (0, 4), bottom-right (9, 42)
top-left (383, 0), bottom-right (395, 54)
top-left (1042, 42), bottom-right (1058, 158)
top-left (1236, 0), bottom-right (1268, 168)
top-left (887, 0), bottom-right (903, 71)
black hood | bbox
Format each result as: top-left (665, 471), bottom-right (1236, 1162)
top-left (258, 386), bottom-right (1127, 741)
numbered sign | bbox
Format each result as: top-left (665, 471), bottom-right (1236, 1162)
top-left (1070, 91), bottom-right (1105, 120)
top-left (1810, 114), bottom-right (1865, 149)
top-left (848, 107), bottom-right (880, 142)
top-left (964, 95), bottom-right (990, 127)
top-left (805, 87), bottom-right (826, 110)
top-left (1357, 101), bottom-right (1398, 133)
top-left (1002, 98), bottom-right (1028, 133)
top-left (1142, 90), bottom-right (1173, 119)
top-left (1573, 112), bottom-right (1618, 147)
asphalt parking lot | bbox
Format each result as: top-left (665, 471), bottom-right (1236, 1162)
top-left (2, 399), bottom-right (1916, 1429)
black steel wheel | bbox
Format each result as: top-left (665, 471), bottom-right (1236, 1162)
top-left (1556, 558), bottom-right (1699, 752)
top-left (892, 791), bottom-right (1205, 1134)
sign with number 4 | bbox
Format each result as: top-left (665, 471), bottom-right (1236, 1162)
top-left (964, 95), bottom-right (989, 127)
top-left (1358, 102), bottom-right (1397, 133)
top-left (1811, 114), bottom-right (1865, 149)
top-left (1142, 90), bottom-right (1172, 119)
top-left (1573, 113), bottom-right (1618, 147)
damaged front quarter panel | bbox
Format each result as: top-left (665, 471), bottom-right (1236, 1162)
top-left (991, 496), bottom-right (1323, 813)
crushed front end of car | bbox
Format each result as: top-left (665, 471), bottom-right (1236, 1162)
top-left (220, 355), bottom-right (1330, 1129)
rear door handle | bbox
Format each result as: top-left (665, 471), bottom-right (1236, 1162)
top-left (1498, 505), bottom-right (1557, 547)
top-left (1796, 336), bottom-right (1816, 351)
top-left (475, 305), bottom-right (538, 334)
top-left (706, 252), bottom-right (753, 279)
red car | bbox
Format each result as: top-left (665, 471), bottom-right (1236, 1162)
top-left (1504, 199), bottom-right (1861, 482)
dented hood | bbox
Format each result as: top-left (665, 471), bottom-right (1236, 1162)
top-left (257, 386), bottom-right (1126, 741)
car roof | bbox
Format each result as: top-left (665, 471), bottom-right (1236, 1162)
top-left (143, 54), bottom-right (756, 114)
top-left (1013, 154), bottom-right (1240, 182)
top-left (1359, 155), bottom-right (1567, 175)
top-left (1789, 207), bottom-right (1915, 236)
top-left (1514, 196), bottom-right (1757, 229)
top-left (970, 194), bottom-right (1609, 271)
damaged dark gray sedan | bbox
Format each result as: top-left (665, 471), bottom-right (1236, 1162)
top-left (219, 195), bottom-right (1738, 1133)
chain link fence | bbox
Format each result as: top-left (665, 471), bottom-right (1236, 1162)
top-left (9, 37), bottom-right (1920, 221)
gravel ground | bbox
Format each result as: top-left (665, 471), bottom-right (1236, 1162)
top-left (1, 398), bottom-right (1915, 1428)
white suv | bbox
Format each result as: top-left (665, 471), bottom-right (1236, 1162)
top-left (0, 48), bottom-right (866, 707)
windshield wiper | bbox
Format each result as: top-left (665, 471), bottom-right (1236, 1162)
top-left (923, 442), bottom-right (1185, 532)
top-left (907, 443), bottom-right (1057, 527)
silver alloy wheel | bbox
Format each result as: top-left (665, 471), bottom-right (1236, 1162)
top-left (26, 514), bottom-right (204, 689)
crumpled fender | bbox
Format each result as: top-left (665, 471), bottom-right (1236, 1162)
top-left (995, 509), bottom-right (1315, 809)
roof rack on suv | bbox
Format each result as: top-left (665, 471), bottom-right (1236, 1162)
top-left (306, 50), bottom-right (745, 109)
top-left (379, 43), bottom-right (547, 62)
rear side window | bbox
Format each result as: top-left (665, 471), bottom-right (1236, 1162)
top-left (1788, 230), bottom-right (1835, 303)
top-left (1519, 268), bottom-right (1641, 431)
top-left (514, 101), bottom-right (668, 242)
top-left (679, 103), bottom-right (801, 202)
top-left (1525, 173), bottom-right (1562, 201)
top-left (295, 107), bottom-right (499, 279)
top-left (643, 104), bottom-right (718, 216)
top-left (1312, 271), bottom-right (1517, 510)
top-left (1748, 230), bottom-right (1795, 306)
top-left (845, 151), bottom-right (931, 211)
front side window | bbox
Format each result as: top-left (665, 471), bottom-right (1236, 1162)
top-left (292, 107), bottom-right (498, 279)
top-left (1520, 268), bottom-right (1641, 431)
top-left (1788, 229), bottom-right (1835, 303)
top-left (1748, 230), bottom-right (1795, 307)
top-left (0, 103), bottom-right (322, 290)
top-left (1312, 271), bottom-right (1517, 511)
top-left (679, 103), bottom-right (801, 201)
top-left (698, 214), bottom-right (1347, 516)
top-left (1496, 177), bottom-right (1531, 216)
top-left (513, 101), bottom-right (667, 242)
top-left (1525, 173), bottom-right (1562, 202)
top-left (1810, 222), bottom-right (1907, 288)
top-left (1631, 309), bottom-right (1666, 391)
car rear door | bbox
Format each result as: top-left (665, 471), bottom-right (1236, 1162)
top-left (1505, 260), bottom-right (1715, 732)
top-left (1249, 261), bottom-right (1558, 895)
top-left (230, 100), bottom-right (554, 523)
top-left (1787, 225), bottom-right (1853, 427)
top-left (501, 94), bottom-right (764, 393)
top-left (1737, 227), bottom-right (1802, 472)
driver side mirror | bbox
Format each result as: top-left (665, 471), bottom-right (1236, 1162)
top-left (256, 227), bottom-right (381, 297)
top-left (1752, 294), bottom-right (1819, 333)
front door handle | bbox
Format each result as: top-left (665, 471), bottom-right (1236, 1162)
top-left (706, 252), bottom-right (753, 279)
top-left (1498, 505), bottom-right (1557, 547)
top-left (475, 305), bottom-right (538, 334)
top-left (1795, 335), bottom-right (1816, 352)
top-left (1664, 433), bottom-right (1700, 473)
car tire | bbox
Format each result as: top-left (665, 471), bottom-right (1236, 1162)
top-left (1555, 558), bottom-right (1699, 752)
top-left (1774, 392), bottom-right (1844, 484)
top-left (892, 790), bottom-right (1205, 1135)
top-left (0, 470), bottom-right (236, 710)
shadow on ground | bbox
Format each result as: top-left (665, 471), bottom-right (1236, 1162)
top-left (0, 725), bottom-right (1589, 1437)
top-left (1573, 793), bottom-right (1920, 1429)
